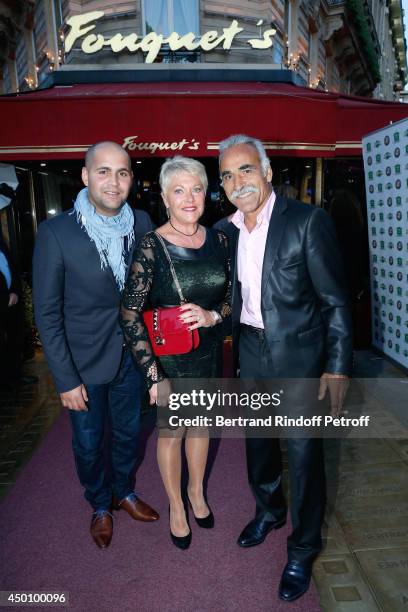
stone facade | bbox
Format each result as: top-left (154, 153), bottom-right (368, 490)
top-left (0, 0), bottom-right (406, 99)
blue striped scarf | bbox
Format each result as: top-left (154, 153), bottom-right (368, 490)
top-left (74, 188), bottom-right (135, 291)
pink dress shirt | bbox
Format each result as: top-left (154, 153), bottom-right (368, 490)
top-left (231, 190), bottom-right (276, 329)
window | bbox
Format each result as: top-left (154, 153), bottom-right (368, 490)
top-left (143, 0), bottom-right (199, 36)
top-left (53, 0), bottom-right (63, 29)
top-left (284, 0), bottom-right (291, 39)
top-left (272, 34), bottom-right (284, 64)
top-left (33, 0), bottom-right (48, 83)
top-left (16, 35), bottom-right (28, 90)
top-left (3, 61), bottom-right (11, 94)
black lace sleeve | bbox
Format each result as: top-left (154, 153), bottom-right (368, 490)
top-left (120, 233), bottom-right (165, 389)
top-left (213, 231), bottom-right (232, 320)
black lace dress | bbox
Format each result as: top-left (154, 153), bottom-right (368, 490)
top-left (120, 229), bottom-right (231, 388)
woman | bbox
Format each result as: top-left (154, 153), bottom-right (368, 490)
top-left (120, 156), bottom-right (231, 549)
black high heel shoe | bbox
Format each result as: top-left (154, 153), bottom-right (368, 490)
top-left (188, 497), bottom-right (214, 529)
top-left (169, 506), bottom-right (191, 550)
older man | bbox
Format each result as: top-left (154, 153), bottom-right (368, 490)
top-left (216, 135), bottom-right (352, 602)
top-left (33, 141), bottom-right (159, 549)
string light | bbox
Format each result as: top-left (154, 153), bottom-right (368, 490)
top-left (24, 75), bottom-right (36, 89)
top-left (309, 75), bottom-right (328, 90)
top-left (286, 52), bottom-right (301, 70)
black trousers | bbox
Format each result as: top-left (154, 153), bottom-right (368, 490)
top-left (239, 325), bottom-right (326, 564)
top-left (0, 302), bottom-right (24, 384)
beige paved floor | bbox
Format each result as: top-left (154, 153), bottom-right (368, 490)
top-left (0, 351), bottom-right (407, 611)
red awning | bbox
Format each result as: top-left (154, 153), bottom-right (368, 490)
top-left (0, 82), bottom-right (407, 160)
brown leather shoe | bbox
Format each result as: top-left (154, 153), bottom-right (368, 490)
top-left (113, 493), bottom-right (159, 522)
top-left (90, 510), bottom-right (113, 548)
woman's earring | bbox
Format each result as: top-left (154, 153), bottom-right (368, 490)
top-left (166, 207), bottom-right (170, 219)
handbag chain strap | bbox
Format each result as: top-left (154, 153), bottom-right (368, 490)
top-left (154, 232), bottom-right (186, 304)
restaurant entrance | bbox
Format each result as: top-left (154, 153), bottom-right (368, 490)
top-left (7, 154), bottom-right (320, 277)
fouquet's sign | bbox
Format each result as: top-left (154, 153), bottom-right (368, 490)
top-left (64, 11), bottom-right (276, 63)
top-left (122, 136), bottom-right (200, 155)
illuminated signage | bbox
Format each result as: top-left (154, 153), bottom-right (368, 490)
top-left (65, 11), bottom-right (276, 63)
top-left (122, 136), bottom-right (200, 155)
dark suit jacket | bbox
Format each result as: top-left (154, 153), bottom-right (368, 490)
top-left (215, 196), bottom-right (353, 377)
top-left (33, 208), bottom-right (154, 393)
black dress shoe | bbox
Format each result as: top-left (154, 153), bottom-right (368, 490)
top-left (169, 506), bottom-right (191, 550)
top-left (237, 516), bottom-right (286, 548)
top-left (193, 510), bottom-right (214, 529)
top-left (278, 561), bottom-right (312, 602)
top-left (170, 530), bottom-right (192, 550)
top-left (188, 497), bottom-right (214, 529)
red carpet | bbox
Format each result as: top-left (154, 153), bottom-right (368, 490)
top-left (0, 414), bottom-right (321, 611)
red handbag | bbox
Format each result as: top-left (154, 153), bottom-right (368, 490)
top-left (143, 307), bottom-right (200, 356)
top-left (142, 233), bottom-right (200, 357)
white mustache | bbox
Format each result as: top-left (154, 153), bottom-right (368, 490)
top-left (231, 186), bottom-right (259, 200)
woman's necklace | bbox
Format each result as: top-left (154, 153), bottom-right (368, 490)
top-left (169, 219), bottom-right (199, 237)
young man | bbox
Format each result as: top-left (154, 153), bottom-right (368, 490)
top-left (33, 141), bottom-right (159, 549)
